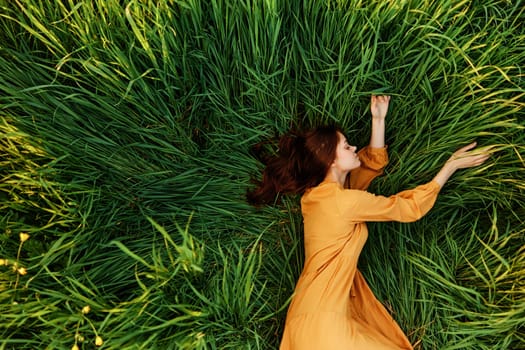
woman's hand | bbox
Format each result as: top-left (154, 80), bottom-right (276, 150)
top-left (369, 95), bottom-right (390, 148)
top-left (433, 142), bottom-right (493, 187)
top-left (370, 95), bottom-right (391, 120)
top-left (445, 142), bottom-right (492, 170)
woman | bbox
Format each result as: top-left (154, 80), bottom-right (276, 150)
top-left (248, 95), bottom-right (491, 349)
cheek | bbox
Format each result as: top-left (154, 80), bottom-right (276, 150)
top-left (344, 156), bottom-right (355, 168)
top-left (350, 154), bottom-right (360, 167)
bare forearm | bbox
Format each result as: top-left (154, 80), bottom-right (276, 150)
top-left (369, 117), bottom-right (385, 148)
top-left (432, 163), bottom-right (456, 188)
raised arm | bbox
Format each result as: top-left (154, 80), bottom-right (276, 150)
top-left (369, 95), bottom-right (390, 148)
top-left (345, 95), bottom-right (391, 190)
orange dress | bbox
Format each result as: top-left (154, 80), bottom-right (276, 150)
top-left (280, 146), bottom-right (441, 350)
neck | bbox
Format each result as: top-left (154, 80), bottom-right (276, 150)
top-left (324, 168), bottom-right (348, 187)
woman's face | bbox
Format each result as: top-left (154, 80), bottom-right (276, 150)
top-left (332, 131), bottom-right (361, 172)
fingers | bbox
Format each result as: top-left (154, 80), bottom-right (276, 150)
top-left (469, 155), bottom-right (490, 168)
top-left (448, 141), bottom-right (496, 170)
top-left (454, 150), bottom-right (492, 169)
top-left (470, 153), bottom-right (490, 165)
top-left (455, 142), bottom-right (496, 157)
top-left (472, 144), bottom-right (499, 154)
top-left (456, 141), bottom-right (478, 153)
top-left (371, 95), bottom-right (391, 103)
top-left (370, 95), bottom-right (391, 119)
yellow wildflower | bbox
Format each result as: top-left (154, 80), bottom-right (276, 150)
top-left (72, 344), bottom-right (79, 350)
top-left (95, 335), bottom-right (103, 346)
top-left (82, 305), bottom-right (91, 314)
top-left (0, 259), bottom-right (8, 266)
top-left (17, 267), bottom-right (27, 275)
top-left (19, 233), bottom-right (30, 243)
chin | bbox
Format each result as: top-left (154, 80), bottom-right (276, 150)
top-left (349, 161), bottom-right (361, 171)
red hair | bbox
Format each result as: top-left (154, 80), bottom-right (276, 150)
top-left (247, 126), bottom-right (341, 205)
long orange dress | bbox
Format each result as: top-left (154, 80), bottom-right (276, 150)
top-left (280, 146), bottom-right (441, 350)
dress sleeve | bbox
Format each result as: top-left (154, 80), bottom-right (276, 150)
top-left (336, 180), bottom-right (441, 223)
top-left (345, 146), bottom-right (389, 190)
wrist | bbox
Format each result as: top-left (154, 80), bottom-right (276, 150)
top-left (372, 116), bottom-right (386, 122)
top-left (443, 160), bottom-right (458, 172)
top-left (433, 162), bottom-right (456, 188)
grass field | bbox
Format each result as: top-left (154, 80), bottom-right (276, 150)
top-left (0, 0), bottom-right (524, 349)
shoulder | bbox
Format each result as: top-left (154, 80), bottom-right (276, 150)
top-left (301, 182), bottom-right (336, 204)
top-left (302, 182), bottom-right (368, 204)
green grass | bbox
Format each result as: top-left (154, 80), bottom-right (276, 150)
top-left (0, 0), bottom-right (524, 349)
